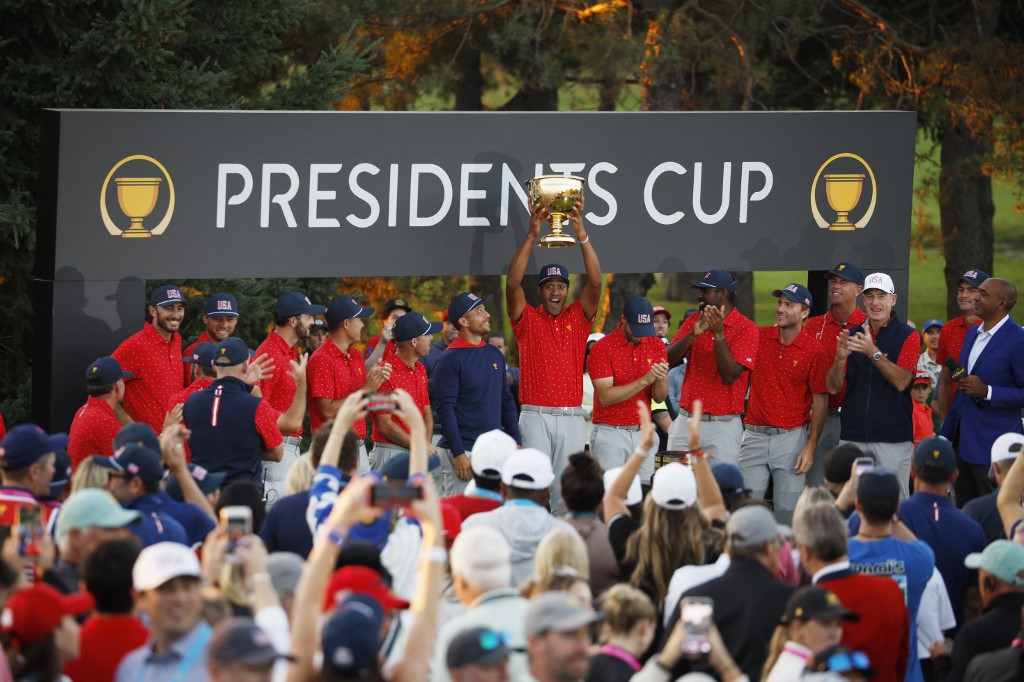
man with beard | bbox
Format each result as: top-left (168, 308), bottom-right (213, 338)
top-left (182, 292), bottom-right (239, 384)
top-left (112, 284), bottom-right (187, 434)
top-left (433, 292), bottom-right (520, 495)
top-left (507, 199), bottom-right (601, 512)
top-left (934, 269), bottom-right (988, 421)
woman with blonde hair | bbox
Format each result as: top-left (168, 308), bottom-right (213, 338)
top-left (586, 584), bottom-right (657, 681)
top-left (70, 457), bottom-right (109, 493)
top-left (520, 526), bottom-right (590, 598)
top-left (762, 586), bottom-right (858, 681)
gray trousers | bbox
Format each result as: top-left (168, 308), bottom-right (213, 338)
top-left (737, 425), bottom-right (809, 524)
top-left (591, 423), bottom-right (657, 485)
top-left (370, 442), bottom-right (405, 474)
top-left (438, 446), bottom-right (471, 496)
top-left (520, 408), bottom-right (586, 514)
top-left (838, 439), bottom-right (914, 500)
top-left (666, 412), bottom-right (743, 465)
top-left (807, 413), bottom-right (840, 487)
top-left (262, 440), bottom-right (300, 509)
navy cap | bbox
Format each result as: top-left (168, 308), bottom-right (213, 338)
top-left (322, 595), bottom-right (384, 674)
top-left (824, 262), bottom-right (864, 284)
top-left (326, 297), bottom-right (374, 325)
top-left (310, 319), bottom-right (328, 333)
top-left (447, 627), bottom-right (511, 670)
top-left (711, 463), bottom-right (751, 497)
top-left (922, 318), bottom-right (943, 331)
top-left (913, 437), bottom-right (957, 478)
top-left (205, 293), bottom-right (239, 318)
top-left (182, 342), bottom-right (217, 368)
top-left (772, 283), bottom-right (813, 309)
top-left (0, 424), bottom-right (68, 471)
top-left (379, 452), bottom-right (441, 480)
top-left (150, 284), bottom-right (186, 307)
top-left (274, 291), bottom-right (327, 318)
top-left (49, 449), bottom-right (72, 498)
top-left (393, 313), bottom-right (443, 343)
top-left (958, 269), bottom-right (989, 288)
top-left (93, 444), bottom-right (164, 484)
top-left (622, 296), bottom-right (656, 337)
top-left (382, 298), bottom-right (412, 315)
top-left (164, 464), bottom-right (227, 502)
top-left (856, 469), bottom-right (900, 518)
top-left (690, 269), bottom-right (737, 293)
top-left (209, 617), bottom-right (291, 667)
top-left (447, 292), bottom-right (492, 324)
top-left (114, 423), bottom-right (160, 456)
top-left (538, 264), bottom-right (570, 285)
top-left (212, 337), bottom-right (251, 367)
top-left (86, 356), bottom-right (133, 385)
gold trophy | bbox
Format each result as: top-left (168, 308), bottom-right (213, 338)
top-left (526, 175), bottom-right (586, 248)
top-left (115, 177), bottom-right (162, 238)
top-left (823, 173), bottom-right (865, 231)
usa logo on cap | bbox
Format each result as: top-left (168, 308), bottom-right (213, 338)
top-left (867, 275), bottom-right (883, 285)
top-left (636, 313), bottom-right (651, 323)
top-left (468, 293), bottom-right (480, 302)
top-left (216, 300), bottom-right (233, 311)
top-left (546, 266), bottom-right (560, 276)
top-left (785, 284), bottom-right (799, 293)
top-left (965, 270), bottom-right (978, 278)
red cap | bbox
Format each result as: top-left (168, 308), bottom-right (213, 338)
top-left (442, 310), bottom-right (449, 323)
top-left (323, 565), bottom-right (410, 612)
top-left (913, 371), bottom-right (932, 386)
top-left (1, 583), bottom-right (94, 647)
top-left (440, 502), bottom-right (462, 546)
top-left (652, 306), bottom-right (671, 320)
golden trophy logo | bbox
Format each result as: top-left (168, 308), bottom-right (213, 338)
top-left (100, 155), bottom-right (176, 238)
top-left (810, 153), bottom-right (877, 231)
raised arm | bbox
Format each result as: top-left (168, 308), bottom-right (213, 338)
top-left (997, 450), bottom-right (1024, 538)
top-left (687, 400), bottom-right (728, 523)
top-left (568, 199), bottom-right (602, 320)
top-left (506, 201), bottom-right (546, 324)
top-left (603, 401), bottom-right (653, 521)
top-left (277, 355), bottom-right (308, 434)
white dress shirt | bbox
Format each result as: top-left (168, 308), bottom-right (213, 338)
top-left (967, 314), bottom-right (1010, 400)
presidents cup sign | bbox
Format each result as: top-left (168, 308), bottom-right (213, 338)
top-left (41, 110), bottom-right (914, 281)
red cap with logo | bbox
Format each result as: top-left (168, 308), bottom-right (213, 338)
top-left (1, 583), bottom-right (94, 647)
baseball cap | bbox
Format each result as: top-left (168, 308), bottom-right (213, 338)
top-left (378, 451), bottom-right (441, 480)
top-left (205, 292), bottom-right (239, 318)
top-left (440, 502), bottom-right (462, 545)
top-left (393, 312), bottom-right (443, 343)
top-left (133, 541), bottom-right (203, 591)
top-left (991, 433), bottom-right (1024, 465)
top-left (470, 429), bottom-right (517, 477)
top-left (310, 319), bottom-right (328, 334)
top-left (93, 443), bottom-right (164, 484)
top-left (451, 526), bottom-right (511, 588)
top-left (538, 264), bottom-right (570, 285)
top-left (49, 449), bottom-right (72, 498)
top-left (652, 306), bottom-right (671, 320)
top-left (650, 462), bottom-right (697, 510)
top-left (964, 540), bottom-right (1024, 586)
top-left (587, 332), bottom-right (605, 344)
top-left (622, 296), bottom-right (656, 337)
top-left (603, 467), bottom-right (642, 506)
top-left (382, 297), bottom-right (412, 315)
top-left (711, 462), bottom-right (751, 498)
top-left (181, 342), bottom-right (217, 368)
top-left (212, 337), bottom-right (250, 367)
top-left (326, 296), bottom-right (374, 325)
top-left (781, 586), bottom-right (859, 624)
top-left (208, 617), bottom-right (291, 667)
top-left (726, 505), bottom-right (780, 548)
top-left (863, 272), bottom-right (896, 294)
top-left (922, 318), bottom-right (944, 331)
top-left (55, 488), bottom-right (141, 542)
top-left (691, 270), bottom-right (737, 293)
top-left (855, 469), bottom-right (900, 518)
top-left (824, 262), bottom-right (864, 284)
top-left (113, 422), bottom-right (160, 456)
top-left (0, 424), bottom-right (68, 471)
top-left (448, 292), bottom-right (492, 324)
top-left (958, 269), bottom-right (989, 288)
top-left (150, 284), bottom-right (185, 307)
top-left (323, 565), bottom-right (411, 612)
top-left (265, 552), bottom-right (305, 598)
top-left (274, 291), bottom-right (327, 318)
top-left (164, 463), bottom-right (226, 502)
top-left (525, 591), bottom-right (601, 636)
top-left (322, 595), bottom-right (384, 675)
top-left (501, 448), bottom-right (555, 490)
top-left (1, 583), bottom-right (95, 647)
top-left (86, 356), bottom-right (132, 385)
top-left (772, 283), bottom-right (813, 308)
top-left (447, 627), bottom-right (511, 670)
top-left (912, 371), bottom-right (932, 387)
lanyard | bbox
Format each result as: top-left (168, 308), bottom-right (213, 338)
top-left (471, 489), bottom-right (503, 502)
top-left (600, 644), bottom-right (642, 671)
top-left (504, 499), bottom-right (540, 508)
top-left (137, 623), bottom-right (212, 682)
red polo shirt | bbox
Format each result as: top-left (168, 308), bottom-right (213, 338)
top-left (745, 327), bottom-right (828, 429)
top-left (254, 330), bottom-right (301, 436)
top-left (363, 333), bottom-right (394, 359)
top-left (67, 397), bottom-right (121, 470)
top-left (182, 330), bottom-right (213, 385)
top-left (805, 307), bottom-right (869, 409)
top-left (588, 328), bottom-right (668, 426)
top-left (936, 315), bottom-right (981, 397)
top-left (512, 300), bottom-right (592, 407)
top-left (112, 323), bottom-right (185, 435)
top-left (373, 349), bottom-right (429, 445)
top-left (672, 307), bottom-right (758, 415)
top-left (64, 614), bottom-right (150, 682)
top-left (0, 411), bottom-right (5, 440)
top-left (308, 337), bottom-right (367, 436)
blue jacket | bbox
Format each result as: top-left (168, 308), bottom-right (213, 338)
top-left (125, 493), bottom-right (189, 547)
top-left (259, 491), bottom-right (313, 557)
top-left (185, 376), bottom-right (265, 484)
top-left (158, 490), bottom-right (216, 547)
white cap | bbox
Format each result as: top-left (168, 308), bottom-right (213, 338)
top-left (471, 429), bottom-right (517, 477)
top-left (991, 433), bottom-right (1024, 464)
top-left (501, 448), bottom-right (555, 490)
top-left (604, 467), bottom-right (642, 506)
top-left (863, 272), bottom-right (896, 294)
top-left (650, 462), bottom-right (697, 510)
top-left (587, 333), bottom-right (605, 344)
top-left (133, 541), bottom-right (203, 592)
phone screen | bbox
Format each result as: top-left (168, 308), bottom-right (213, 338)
top-left (370, 482), bottom-right (423, 508)
top-left (854, 457), bottom-right (874, 478)
top-left (17, 506), bottom-right (44, 557)
top-left (680, 598), bottom-right (714, 658)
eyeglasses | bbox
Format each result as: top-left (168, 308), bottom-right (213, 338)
top-left (823, 650), bottom-right (871, 673)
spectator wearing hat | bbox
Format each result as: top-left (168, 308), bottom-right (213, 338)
top-left (828, 272), bottom-right (921, 500)
top-left (737, 284), bottom-right (828, 524)
top-left (64, 538), bottom-right (149, 682)
top-left (443, 429), bottom-right (515, 521)
top-left (308, 295), bottom-right (392, 474)
top-left (264, 551), bottom-right (304, 618)
top-left (111, 284), bottom-right (187, 434)
top-left (940, 277), bottom-right (1024, 506)
top-left (67, 356), bottom-right (133, 469)
top-left (462, 448), bottom-right (575, 587)
top-left (589, 296), bottom-right (669, 481)
top-left (50, 488), bottom-right (140, 593)
top-left (171, 341), bottom-right (218, 405)
top-left (848, 469), bottom-right (935, 682)
top-left (934, 269), bottom-right (988, 421)
top-left (526, 590), bottom-right (602, 682)
top-left (115, 541), bottom-right (209, 682)
top-left (910, 373), bottom-right (935, 448)
top-left (762, 586), bottom-right (858, 681)
top-left (182, 292), bottom-right (240, 385)
top-left (371, 312), bottom-right (441, 473)
top-left (710, 462), bottom-right (753, 513)
top-left (42, 449), bottom-right (72, 505)
top-left (254, 290), bottom-right (325, 502)
top-left (95, 444), bottom-right (188, 547)
top-left (447, 626), bottom-right (512, 682)
top-left (651, 306), bottom-right (671, 340)
top-left (305, 317), bottom-right (328, 356)
top-left (364, 296), bottom-right (413, 365)
top-left (0, 424), bottom-right (65, 527)
top-left (965, 433), bottom-right (1024, 544)
top-left (918, 318), bottom-right (943, 388)
top-left (1, 582), bottom-right (93, 682)
top-left (793, 502), bottom-right (909, 682)
top-left (666, 270), bottom-right (758, 466)
top-left (930, 540), bottom-right (1024, 682)
top-left (206, 617), bottom-right (291, 681)
top-left (805, 262), bottom-right (869, 487)
top-left (562, 454), bottom-right (621, 596)
top-left (433, 292), bottom-right (520, 496)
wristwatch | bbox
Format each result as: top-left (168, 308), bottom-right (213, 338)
top-left (871, 350), bottom-right (883, 362)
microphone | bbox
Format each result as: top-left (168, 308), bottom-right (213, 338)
top-left (945, 358), bottom-right (983, 408)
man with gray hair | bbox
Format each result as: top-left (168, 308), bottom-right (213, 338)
top-left (430, 525), bottom-right (530, 682)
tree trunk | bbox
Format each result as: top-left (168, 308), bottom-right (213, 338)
top-left (601, 273), bottom-right (656, 333)
top-left (454, 46), bottom-right (483, 111)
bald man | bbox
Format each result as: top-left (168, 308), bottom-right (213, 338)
top-left (940, 277), bottom-right (1024, 506)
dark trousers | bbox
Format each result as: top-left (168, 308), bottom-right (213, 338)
top-left (952, 442), bottom-right (995, 507)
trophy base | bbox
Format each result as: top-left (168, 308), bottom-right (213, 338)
top-left (121, 228), bottom-right (153, 238)
top-left (827, 220), bottom-right (856, 232)
top-left (537, 234), bottom-right (577, 248)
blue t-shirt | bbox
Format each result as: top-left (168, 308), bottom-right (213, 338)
top-left (849, 536), bottom-right (935, 682)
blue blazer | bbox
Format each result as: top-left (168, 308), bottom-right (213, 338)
top-left (940, 316), bottom-right (1024, 464)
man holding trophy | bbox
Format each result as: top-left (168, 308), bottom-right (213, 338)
top-left (507, 176), bottom-right (601, 512)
